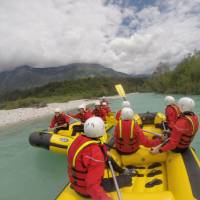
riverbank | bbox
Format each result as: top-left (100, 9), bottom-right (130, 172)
top-left (0, 95), bottom-right (121, 127)
top-left (0, 99), bottom-right (95, 127)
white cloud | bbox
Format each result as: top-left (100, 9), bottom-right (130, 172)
top-left (0, 0), bottom-right (200, 74)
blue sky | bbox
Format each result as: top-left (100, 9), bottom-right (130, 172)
top-left (0, 0), bottom-right (200, 74)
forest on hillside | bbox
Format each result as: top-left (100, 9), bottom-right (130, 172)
top-left (143, 51), bottom-right (200, 94)
top-left (0, 77), bottom-right (144, 109)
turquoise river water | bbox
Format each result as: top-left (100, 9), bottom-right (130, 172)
top-left (0, 93), bottom-right (199, 200)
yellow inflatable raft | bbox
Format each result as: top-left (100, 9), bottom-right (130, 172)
top-left (29, 114), bottom-right (116, 154)
top-left (55, 112), bottom-right (200, 200)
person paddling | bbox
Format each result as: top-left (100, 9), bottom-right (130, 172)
top-left (70, 104), bottom-right (93, 136)
top-left (115, 100), bottom-right (130, 121)
top-left (92, 101), bottom-right (107, 121)
top-left (164, 96), bottom-right (181, 130)
top-left (67, 117), bottom-right (113, 200)
top-left (151, 97), bottom-right (199, 154)
top-left (49, 108), bottom-right (70, 133)
top-left (114, 107), bottom-right (161, 154)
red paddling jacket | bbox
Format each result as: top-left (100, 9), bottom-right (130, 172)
top-left (67, 135), bottom-right (111, 200)
top-left (114, 120), bottom-right (160, 154)
top-left (92, 108), bottom-right (107, 121)
top-left (50, 113), bottom-right (70, 128)
top-left (165, 104), bottom-right (181, 129)
top-left (72, 111), bottom-right (93, 123)
top-left (161, 112), bottom-right (199, 152)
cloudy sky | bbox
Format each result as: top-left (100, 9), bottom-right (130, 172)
top-left (0, 0), bottom-right (200, 74)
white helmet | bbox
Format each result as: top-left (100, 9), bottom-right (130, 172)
top-left (121, 107), bottom-right (134, 120)
top-left (84, 117), bottom-right (105, 138)
top-left (78, 104), bottom-right (85, 110)
top-left (95, 101), bottom-right (101, 106)
top-left (165, 96), bottom-right (175, 105)
top-left (178, 97), bottom-right (195, 112)
top-left (121, 101), bottom-right (130, 108)
top-left (54, 108), bottom-right (61, 113)
top-left (102, 102), bottom-right (107, 106)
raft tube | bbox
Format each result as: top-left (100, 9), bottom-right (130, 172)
top-left (29, 115), bottom-right (115, 154)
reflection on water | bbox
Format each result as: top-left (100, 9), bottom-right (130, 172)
top-left (0, 93), bottom-right (199, 200)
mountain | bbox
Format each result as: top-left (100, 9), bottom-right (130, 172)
top-left (0, 63), bottom-right (128, 93)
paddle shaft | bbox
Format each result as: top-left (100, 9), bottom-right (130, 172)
top-left (143, 129), bottom-right (162, 137)
top-left (162, 121), bottom-right (167, 131)
top-left (65, 114), bottom-right (81, 122)
top-left (108, 160), bottom-right (122, 200)
top-left (156, 138), bottom-right (169, 149)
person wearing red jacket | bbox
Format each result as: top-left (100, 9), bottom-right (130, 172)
top-left (100, 96), bottom-right (109, 106)
top-left (114, 107), bottom-right (161, 154)
top-left (92, 101), bottom-right (107, 121)
top-left (101, 102), bottom-right (111, 116)
top-left (71, 104), bottom-right (93, 123)
top-left (67, 117), bottom-right (112, 200)
top-left (115, 101), bottom-right (131, 121)
top-left (151, 97), bottom-right (199, 154)
top-left (164, 96), bottom-right (181, 130)
top-left (49, 108), bottom-right (70, 133)
top-left (70, 104), bottom-right (93, 136)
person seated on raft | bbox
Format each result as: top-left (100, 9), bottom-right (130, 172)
top-left (115, 100), bottom-right (131, 121)
top-left (70, 104), bottom-right (93, 136)
top-left (101, 102), bottom-right (111, 116)
top-left (49, 108), bottom-right (70, 133)
top-left (164, 96), bottom-right (181, 130)
top-left (71, 104), bottom-right (93, 123)
top-left (100, 96), bottom-right (109, 106)
top-left (114, 107), bottom-right (162, 155)
top-left (67, 117), bottom-right (113, 200)
top-left (92, 101), bottom-right (107, 121)
top-left (151, 97), bottom-right (199, 154)
top-left (68, 116), bottom-right (133, 200)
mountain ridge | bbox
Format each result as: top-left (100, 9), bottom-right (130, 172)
top-left (0, 63), bottom-right (129, 93)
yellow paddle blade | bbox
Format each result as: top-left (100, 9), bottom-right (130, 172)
top-left (115, 84), bottom-right (126, 97)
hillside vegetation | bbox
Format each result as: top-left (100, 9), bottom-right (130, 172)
top-left (0, 77), bottom-right (144, 109)
top-left (143, 51), bottom-right (200, 94)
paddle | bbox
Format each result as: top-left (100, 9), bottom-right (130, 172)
top-left (47, 124), bottom-right (69, 132)
top-left (142, 129), bottom-right (163, 138)
top-left (150, 138), bottom-right (169, 154)
top-left (115, 84), bottom-right (127, 101)
top-left (108, 160), bottom-right (123, 200)
top-left (65, 113), bottom-right (81, 123)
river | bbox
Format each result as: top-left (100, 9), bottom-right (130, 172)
top-left (0, 93), bottom-right (199, 200)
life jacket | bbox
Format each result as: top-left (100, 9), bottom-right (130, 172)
top-left (67, 135), bottom-right (104, 196)
top-left (177, 112), bottom-right (199, 149)
top-left (115, 120), bottom-right (138, 154)
top-left (55, 114), bottom-right (67, 126)
top-left (92, 108), bottom-right (106, 121)
top-left (75, 111), bottom-right (93, 123)
top-left (171, 104), bottom-right (181, 115)
top-left (115, 110), bottom-right (121, 121)
top-left (92, 108), bottom-right (101, 117)
top-left (166, 104), bottom-right (181, 119)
